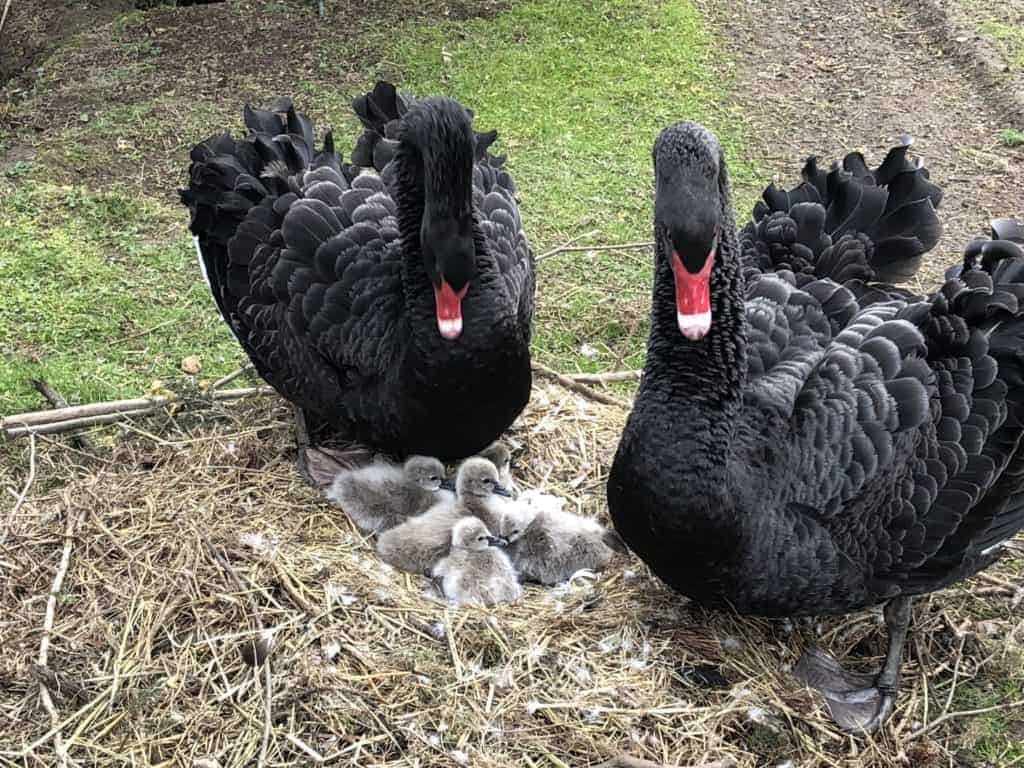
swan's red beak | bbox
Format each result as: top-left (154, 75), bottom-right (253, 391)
top-left (672, 237), bottom-right (717, 341)
top-left (434, 279), bottom-right (469, 340)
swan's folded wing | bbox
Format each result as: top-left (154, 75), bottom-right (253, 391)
top-left (474, 156), bottom-right (535, 338)
top-left (743, 249), bottom-right (1024, 594)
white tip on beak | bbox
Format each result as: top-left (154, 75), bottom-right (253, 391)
top-left (438, 317), bottom-right (463, 339)
top-left (677, 310), bottom-right (711, 341)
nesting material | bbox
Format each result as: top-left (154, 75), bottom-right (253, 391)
top-left (0, 385), bottom-right (1021, 767)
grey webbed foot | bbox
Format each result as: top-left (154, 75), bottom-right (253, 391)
top-left (792, 596), bottom-right (912, 734)
top-left (793, 647), bottom-right (896, 732)
top-left (292, 407), bottom-right (376, 487)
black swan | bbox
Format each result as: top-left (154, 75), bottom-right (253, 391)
top-left (606, 120), bottom-right (1024, 733)
top-left (180, 82), bottom-right (534, 466)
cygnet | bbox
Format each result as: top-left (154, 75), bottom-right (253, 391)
top-left (504, 502), bottom-right (627, 585)
top-left (432, 517), bottom-right (522, 607)
top-left (376, 457), bottom-right (512, 574)
top-left (327, 455), bottom-right (453, 533)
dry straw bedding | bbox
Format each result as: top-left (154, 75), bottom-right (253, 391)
top-left (1, 382), bottom-right (1022, 767)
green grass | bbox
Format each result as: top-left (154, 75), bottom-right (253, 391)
top-left (0, 183), bottom-right (242, 413)
top-left (0, 0), bottom-right (756, 413)
top-left (1001, 127), bottom-right (1024, 147)
top-left (979, 19), bottom-right (1024, 72)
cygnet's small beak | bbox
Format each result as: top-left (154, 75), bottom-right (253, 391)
top-left (439, 478), bottom-right (456, 492)
top-left (486, 536), bottom-right (507, 547)
top-left (493, 483), bottom-right (512, 497)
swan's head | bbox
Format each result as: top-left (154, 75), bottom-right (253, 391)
top-left (403, 455), bottom-right (446, 491)
top-left (498, 502), bottom-right (537, 543)
top-left (653, 121), bottom-right (723, 342)
top-left (477, 441), bottom-right (511, 476)
top-left (455, 457), bottom-right (512, 499)
top-left (401, 96), bottom-right (478, 341)
top-left (450, 516), bottom-right (502, 551)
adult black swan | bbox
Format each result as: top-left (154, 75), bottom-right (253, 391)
top-left (606, 121), bottom-right (1024, 733)
top-left (180, 82), bottom-right (534, 466)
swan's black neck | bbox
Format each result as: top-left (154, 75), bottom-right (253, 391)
top-left (392, 114), bottom-right (484, 354)
top-left (635, 171), bottom-right (747, 498)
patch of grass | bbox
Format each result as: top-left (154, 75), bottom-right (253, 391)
top-left (1000, 127), bottom-right (1024, 147)
top-left (948, 662), bottom-right (1024, 765)
top-left (382, 0), bottom-right (758, 376)
top-left (0, 183), bottom-right (242, 413)
top-left (979, 20), bottom-right (1024, 72)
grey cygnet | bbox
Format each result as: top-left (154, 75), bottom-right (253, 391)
top-left (432, 517), bottom-right (523, 607)
top-left (327, 456), bottom-right (452, 533)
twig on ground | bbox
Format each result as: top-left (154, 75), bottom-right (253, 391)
top-left (36, 502), bottom-right (82, 768)
top-left (536, 229), bottom-right (601, 261)
top-left (595, 756), bottom-right (735, 768)
top-left (3, 386), bottom-right (277, 438)
top-left (109, 318), bottom-right (177, 345)
top-left (537, 240), bottom-right (654, 260)
top-left (532, 363), bottom-right (631, 409)
top-left (212, 363), bottom-right (255, 390)
top-left (259, 661), bottom-right (272, 768)
top-left (566, 370), bottom-right (642, 384)
top-left (907, 698), bottom-right (1024, 740)
top-left (272, 561), bottom-right (315, 615)
top-left (32, 378), bottom-right (98, 453)
top-left (0, 0), bottom-right (13, 41)
top-left (5, 434), bottom-right (36, 539)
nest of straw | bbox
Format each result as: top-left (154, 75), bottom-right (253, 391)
top-left (1, 379), bottom-right (1022, 768)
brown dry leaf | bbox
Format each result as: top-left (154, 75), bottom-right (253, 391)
top-left (181, 355), bottom-right (202, 375)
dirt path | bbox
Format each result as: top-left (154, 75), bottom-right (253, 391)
top-left (703, 0), bottom-right (1024, 284)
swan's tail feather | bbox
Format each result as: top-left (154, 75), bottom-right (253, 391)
top-left (740, 137), bottom-right (943, 288)
top-left (180, 99), bottom-right (350, 367)
top-left (349, 81), bottom-right (506, 173)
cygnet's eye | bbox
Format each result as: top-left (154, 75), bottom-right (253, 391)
top-left (484, 478), bottom-right (495, 486)
top-left (478, 536), bottom-right (487, 542)
top-left (430, 475), bottom-right (439, 482)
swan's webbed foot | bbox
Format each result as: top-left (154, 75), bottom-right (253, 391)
top-left (293, 407), bottom-right (376, 487)
top-left (793, 596), bottom-right (912, 734)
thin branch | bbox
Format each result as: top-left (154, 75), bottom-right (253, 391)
top-left (595, 757), bottom-right (735, 768)
top-left (3, 386), bottom-right (277, 438)
top-left (907, 698), bottom-right (1024, 740)
top-left (538, 239), bottom-right (654, 261)
top-left (212, 363), bottom-right (255, 390)
top-left (536, 229), bottom-right (601, 261)
top-left (109, 318), bottom-right (177, 345)
top-left (259, 661), bottom-right (272, 768)
top-left (0, 0), bottom-right (13, 42)
top-left (37, 504), bottom-right (82, 768)
top-left (532, 363), bottom-right (631, 409)
top-left (566, 370), bottom-right (642, 384)
top-left (7, 408), bottom-right (158, 437)
top-left (32, 378), bottom-right (97, 453)
top-left (5, 433), bottom-right (36, 539)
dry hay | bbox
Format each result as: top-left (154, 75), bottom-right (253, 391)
top-left (1, 379), bottom-right (1023, 768)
